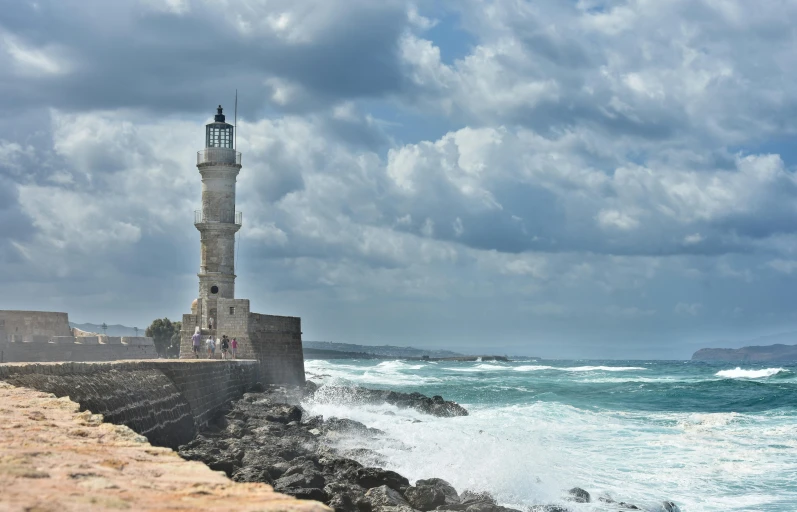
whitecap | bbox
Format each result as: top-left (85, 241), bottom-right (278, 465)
top-left (513, 365), bottom-right (646, 372)
top-left (715, 367), bottom-right (787, 379)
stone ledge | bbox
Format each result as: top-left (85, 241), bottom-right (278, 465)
top-left (0, 381), bottom-right (330, 512)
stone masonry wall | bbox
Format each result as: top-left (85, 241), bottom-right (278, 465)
top-left (0, 360), bottom-right (258, 448)
top-left (179, 308), bottom-right (305, 386)
top-left (0, 310), bottom-right (72, 342)
top-left (249, 313), bottom-right (306, 386)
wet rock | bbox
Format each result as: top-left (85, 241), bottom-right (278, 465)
top-left (365, 485), bottom-right (412, 509)
top-left (303, 415), bottom-right (324, 429)
top-left (415, 478), bottom-right (460, 505)
top-left (240, 451), bottom-right (289, 479)
top-left (460, 491), bottom-right (496, 505)
top-left (618, 502), bottom-right (640, 510)
top-left (274, 470), bottom-right (326, 494)
top-left (567, 487), bottom-right (590, 503)
top-left (466, 504), bottom-right (521, 512)
top-left (305, 380), bottom-right (320, 396)
top-left (283, 461), bottom-right (319, 477)
top-left (324, 482), bottom-right (370, 512)
top-left (528, 506), bottom-right (570, 512)
top-left (324, 418), bottom-right (385, 437)
top-left (319, 455), bottom-right (364, 476)
top-left (404, 485), bottom-right (446, 511)
top-left (662, 501), bottom-right (681, 512)
top-left (265, 404), bottom-right (304, 424)
top-left (287, 487), bottom-right (330, 502)
top-left (349, 467), bottom-right (410, 492)
top-left (312, 386), bottom-right (468, 418)
top-left (344, 448), bottom-right (387, 466)
top-left (230, 466), bottom-right (274, 484)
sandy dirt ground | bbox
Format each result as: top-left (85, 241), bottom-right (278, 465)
top-left (0, 381), bottom-right (331, 512)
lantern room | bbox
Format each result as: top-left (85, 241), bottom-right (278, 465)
top-left (205, 105), bottom-right (233, 149)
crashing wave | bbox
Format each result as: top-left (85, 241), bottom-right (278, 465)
top-left (715, 367), bottom-right (787, 379)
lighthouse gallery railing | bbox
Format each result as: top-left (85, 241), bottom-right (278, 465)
top-left (194, 210), bottom-right (242, 225)
top-left (197, 148), bottom-right (241, 166)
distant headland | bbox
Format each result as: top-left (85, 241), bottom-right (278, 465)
top-left (692, 343), bottom-right (797, 362)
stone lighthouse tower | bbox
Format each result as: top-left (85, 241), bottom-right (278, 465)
top-left (194, 105), bottom-right (242, 330)
top-left (180, 104), bottom-right (305, 386)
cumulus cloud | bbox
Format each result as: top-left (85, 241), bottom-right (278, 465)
top-left (2, 0), bottom-right (797, 357)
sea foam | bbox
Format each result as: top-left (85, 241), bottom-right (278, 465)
top-left (513, 365), bottom-right (647, 372)
top-left (715, 367), bottom-right (787, 379)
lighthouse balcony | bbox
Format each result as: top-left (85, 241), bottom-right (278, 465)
top-left (197, 148), bottom-right (242, 166)
top-left (194, 210), bottom-right (242, 225)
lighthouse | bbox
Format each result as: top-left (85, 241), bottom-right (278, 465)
top-left (180, 104), bottom-right (306, 386)
top-left (194, 105), bottom-right (242, 330)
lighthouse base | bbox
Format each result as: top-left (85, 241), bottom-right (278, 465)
top-left (179, 298), bottom-right (305, 386)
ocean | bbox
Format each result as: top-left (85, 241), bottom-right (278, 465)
top-left (302, 359), bottom-right (797, 512)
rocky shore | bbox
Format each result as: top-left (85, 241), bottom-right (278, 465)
top-left (178, 382), bottom-right (681, 512)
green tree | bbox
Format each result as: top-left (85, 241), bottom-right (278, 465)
top-left (168, 321), bottom-right (182, 358)
top-left (145, 318), bottom-right (181, 357)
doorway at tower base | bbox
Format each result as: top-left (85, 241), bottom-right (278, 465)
top-left (179, 298), bottom-right (305, 386)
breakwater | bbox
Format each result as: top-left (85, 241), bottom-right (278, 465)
top-left (0, 359), bottom-right (259, 448)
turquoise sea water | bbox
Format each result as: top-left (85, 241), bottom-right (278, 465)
top-left (303, 359), bottom-right (797, 512)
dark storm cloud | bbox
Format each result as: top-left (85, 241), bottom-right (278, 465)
top-left (0, 0), bottom-right (410, 117)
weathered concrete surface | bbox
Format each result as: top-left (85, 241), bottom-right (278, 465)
top-left (0, 381), bottom-right (331, 512)
top-left (0, 360), bottom-right (259, 449)
top-left (0, 341), bottom-right (158, 363)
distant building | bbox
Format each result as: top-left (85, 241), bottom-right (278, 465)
top-left (0, 310), bottom-right (157, 362)
top-left (178, 106), bottom-right (305, 385)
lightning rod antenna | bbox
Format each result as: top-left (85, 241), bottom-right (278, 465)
top-left (234, 89), bottom-right (238, 150)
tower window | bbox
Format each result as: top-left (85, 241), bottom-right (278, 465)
top-left (210, 285), bottom-right (219, 294)
top-left (229, 307), bottom-right (235, 315)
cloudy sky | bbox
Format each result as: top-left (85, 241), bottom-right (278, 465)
top-left (2, 0), bottom-right (797, 358)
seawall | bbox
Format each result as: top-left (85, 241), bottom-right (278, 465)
top-left (0, 359), bottom-right (259, 449)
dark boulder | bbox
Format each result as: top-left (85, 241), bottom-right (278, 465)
top-left (274, 470), bottom-right (326, 490)
top-left (319, 456), bottom-right (364, 476)
top-left (324, 418), bottom-right (385, 437)
top-left (304, 380), bottom-right (319, 396)
top-left (265, 404), bottom-right (303, 424)
top-left (283, 461), bottom-right (319, 477)
top-left (460, 491), bottom-right (495, 505)
top-left (312, 386), bottom-right (468, 418)
top-left (364, 485), bottom-right (412, 509)
top-left (404, 485), bottom-right (446, 511)
top-left (416, 479), bottom-right (459, 505)
top-left (465, 504), bottom-right (521, 512)
top-left (662, 501), bottom-right (681, 512)
top-left (286, 488), bottom-right (330, 502)
top-left (230, 466), bottom-right (274, 484)
top-left (324, 482), bottom-right (371, 512)
top-left (349, 467), bottom-right (410, 492)
top-left (567, 487), bottom-right (590, 503)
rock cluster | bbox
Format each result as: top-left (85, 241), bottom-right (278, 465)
top-left (309, 384), bottom-right (469, 418)
top-left (178, 382), bottom-right (680, 512)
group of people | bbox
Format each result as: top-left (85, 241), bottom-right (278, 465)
top-left (191, 326), bottom-right (238, 359)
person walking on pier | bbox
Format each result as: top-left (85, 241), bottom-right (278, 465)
top-left (221, 335), bottom-right (230, 360)
top-left (191, 327), bottom-right (201, 359)
top-left (231, 337), bottom-right (238, 359)
top-left (207, 335), bottom-right (215, 359)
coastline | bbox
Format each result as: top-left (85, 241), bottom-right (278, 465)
top-left (177, 381), bottom-right (681, 512)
